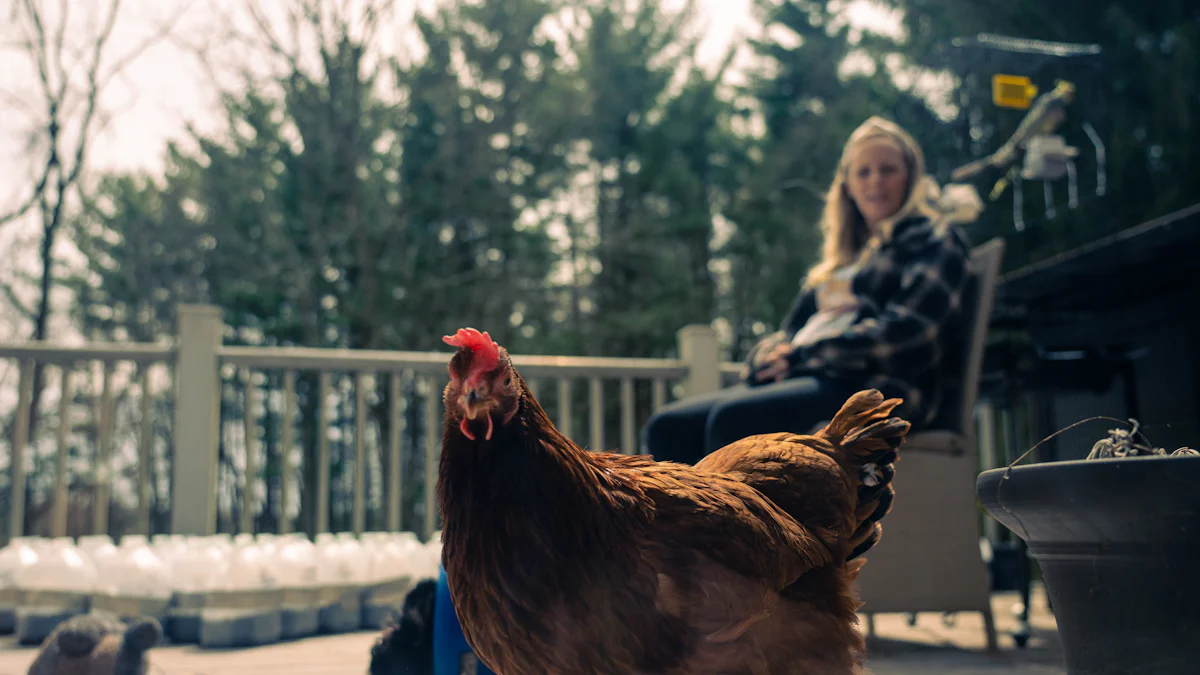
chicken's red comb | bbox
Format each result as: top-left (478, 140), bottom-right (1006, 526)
top-left (442, 327), bottom-right (500, 373)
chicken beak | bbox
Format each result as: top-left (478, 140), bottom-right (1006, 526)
top-left (461, 383), bottom-right (489, 417)
top-left (459, 384), bottom-right (496, 441)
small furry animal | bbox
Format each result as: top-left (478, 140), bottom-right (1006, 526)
top-left (369, 578), bottom-right (439, 675)
top-left (25, 611), bottom-right (161, 675)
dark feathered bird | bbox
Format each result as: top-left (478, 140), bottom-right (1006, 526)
top-left (436, 328), bottom-right (911, 675)
top-left (369, 578), bottom-right (438, 675)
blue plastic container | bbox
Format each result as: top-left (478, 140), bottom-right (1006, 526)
top-left (433, 566), bottom-right (496, 675)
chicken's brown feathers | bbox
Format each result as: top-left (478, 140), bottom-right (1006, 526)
top-left (696, 389), bottom-right (910, 563)
top-left (818, 389), bottom-right (910, 560)
top-left (438, 323), bottom-right (912, 675)
top-left (819, 390), bottom-right (905, 446)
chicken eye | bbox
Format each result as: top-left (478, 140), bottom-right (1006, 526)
top-left (504, 375), bottom-right (512, 387)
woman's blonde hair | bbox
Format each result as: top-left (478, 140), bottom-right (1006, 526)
top-left (803, 116), bottom-right (978, 288)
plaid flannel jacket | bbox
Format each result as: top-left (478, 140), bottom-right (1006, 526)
top-left (745, 215), bottom-right (971, 428)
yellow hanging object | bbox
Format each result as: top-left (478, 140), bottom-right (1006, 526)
top-left (992, 74), bottom-right (1039, 110)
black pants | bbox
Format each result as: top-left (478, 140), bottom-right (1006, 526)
top-left (642, 376), bottom-right (861, 465)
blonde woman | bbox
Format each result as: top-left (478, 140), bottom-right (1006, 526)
top-left (644, 116), bottom-right (982, 464)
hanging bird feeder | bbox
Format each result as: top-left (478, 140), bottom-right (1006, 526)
top-left (937, 34), bottom-right (1108, 231)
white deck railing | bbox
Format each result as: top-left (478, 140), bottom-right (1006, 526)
top-left (1, 305), bottom-right (742, 544)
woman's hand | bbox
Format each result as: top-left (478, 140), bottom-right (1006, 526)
top-left (752, 343), bottom-right (793, 384)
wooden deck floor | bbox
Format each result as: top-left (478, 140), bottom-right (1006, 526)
top-left (0, 590), bottom-right (1064, 675)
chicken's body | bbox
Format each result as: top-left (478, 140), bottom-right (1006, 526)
top-left (436, 328), bottom-right (910, 675)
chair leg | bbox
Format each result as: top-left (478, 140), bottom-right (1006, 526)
top-left (1012, 538), bottom-right (1032, 648)
top-left (982, 606), bottom-right (999, 654)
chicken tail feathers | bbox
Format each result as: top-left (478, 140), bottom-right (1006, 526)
top-left (817, 390), bottom-right (911, 561)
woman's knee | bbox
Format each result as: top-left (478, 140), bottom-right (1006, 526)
top-left (642, 410), bottom-right (670, 449)
top-left (643, 385), bottom-right (753, 462)
top-left (643, 408), bottom-right (682, 456)
top-left (702, 377), bottom-right (853, 450)
top-left (643, 404), bottom-right (709, 463)
top-left (704, 398), bottom-right (771, 451)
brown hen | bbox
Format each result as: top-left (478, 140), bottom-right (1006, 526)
top-left (436, 328), bottom-right (910, 675)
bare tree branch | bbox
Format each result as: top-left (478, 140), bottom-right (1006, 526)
top-left (0, 279), bottom-right (35, 320)
top-left (0, 156), bottom-right (56, 227)
top-left (245, 2), bottom-right (303, 72)
top-left (0, 0), bottom-right (194, 460)
top-left (51, 0), bottom-right (67, 82)
top-left (94, 2), bottom-right (194, 95)
top-left (18, 0), bottom-right (53, 97)
top-left (204, 0), bottom-right (397, 88)
top-left (1, 0), bottom-right (195, 227)
top-left (357, 0), bottom-right (396, 51)
top-left (168, 27), bottom-right (226, 95)
top-left (43, 0), bottom-right (119, 225)
top-left (0, 86), bottom-right (42, 118)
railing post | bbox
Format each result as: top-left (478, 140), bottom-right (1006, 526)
top-left (7, 360), bottom-right (34, 544)
top-left (677, 324), bottom-right (720, 398)
top-left (172, 304), bottom-right (222, 536)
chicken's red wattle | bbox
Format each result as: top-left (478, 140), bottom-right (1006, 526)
top-left (460, 413), bottom-right (494, 441)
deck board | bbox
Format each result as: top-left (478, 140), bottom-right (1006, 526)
top-left (0, 590), bottom-right (1063, 674)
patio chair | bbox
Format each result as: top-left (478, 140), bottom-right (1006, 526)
top-left (853, 237), bottom-right (1005, 652)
